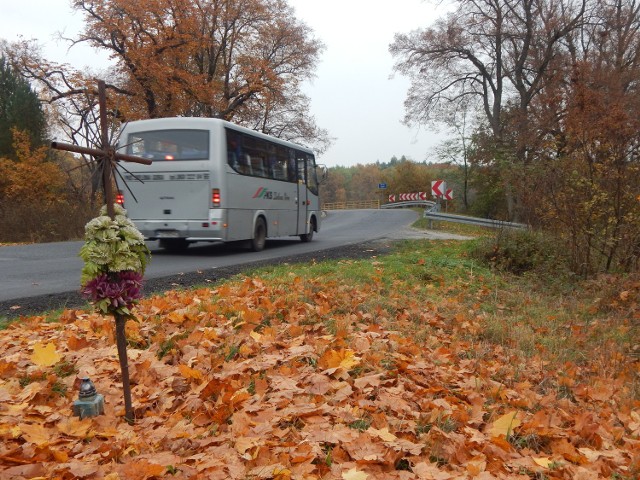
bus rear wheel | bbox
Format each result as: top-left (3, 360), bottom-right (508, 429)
top-left (159, 238), bottom-right (189, 252)
top-left (300, 217), bottom-right (315, 243)
top-left (251, 218), bottom-right (267, 252)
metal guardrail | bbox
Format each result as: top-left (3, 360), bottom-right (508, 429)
top-left (424, 211), bottom-right (528, 229)
top-left (381, 200), bottom-right (436, 210)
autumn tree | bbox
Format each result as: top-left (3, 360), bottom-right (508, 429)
top-left (321, 159), bottom-right (445, 207)
top-left (433, 98), bottom-right (476, 211)
top-left (348, 164), bottom-right (384, 203)
top-left (24, 0), bottom-right (327, 150)
top-left (0, 129), bottom-right (74, 242)
top-left (525, 0), bottom-right (640, 274)
top-left (381, 158), bottom-right (432, 200)
top-left (321, 168), bottom-right (347, 205)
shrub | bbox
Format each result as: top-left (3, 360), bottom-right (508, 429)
top-left (472, 228), bottom-right (570, 277)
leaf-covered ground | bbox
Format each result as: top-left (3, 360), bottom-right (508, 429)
top-left (0, 242), bottom-right (639, 479)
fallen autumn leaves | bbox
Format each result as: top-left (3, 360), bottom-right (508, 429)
top-left (0, 258), bottom-right (639, 479)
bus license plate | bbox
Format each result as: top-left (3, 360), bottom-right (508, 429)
top-left (156, 230), bottom-right (180, 238)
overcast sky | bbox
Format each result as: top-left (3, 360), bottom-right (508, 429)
top-left (1, 0), bottom-right (451, 167)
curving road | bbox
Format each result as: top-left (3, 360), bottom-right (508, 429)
top-left (0, 209), bottom-right (468, 316)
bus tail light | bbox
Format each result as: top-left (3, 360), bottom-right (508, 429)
top-left (116, 191), bottom-right (125, 206)
top-left (212, 188), bottom-right (221, 207)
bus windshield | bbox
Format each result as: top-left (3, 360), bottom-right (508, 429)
top-left (127, 129), bottom-right (209, 161)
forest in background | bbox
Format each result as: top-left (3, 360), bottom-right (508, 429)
top-left (0, 0), bottom-right (639, 277)
top-left (321, 157), bottom-right (471, 214)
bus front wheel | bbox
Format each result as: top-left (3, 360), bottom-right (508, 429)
top-left (300, 217), bottom-right (315, 243)
top-left (251, 218), bottom-right (267, 252)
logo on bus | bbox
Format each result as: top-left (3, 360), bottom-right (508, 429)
top-left (253, 187), bottom-right (290, 201)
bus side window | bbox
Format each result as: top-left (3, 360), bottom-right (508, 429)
top-left (228, 151), bottom-right (238, 169)
top-left (240, 155), bottom-right (253, 175)
top-left (266, 155), bottom-right (275, 178)
top-left (274, 160), bottom-right (286, 180)
top-left (227, 129), bottom-right (244, 172)
top-left (296, 151), bottom-right (307, 184)
top-left (287, 151), bottom-right (297, 182)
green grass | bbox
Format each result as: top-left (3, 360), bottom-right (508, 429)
top-left (237, 235), bottom-right (637, 392)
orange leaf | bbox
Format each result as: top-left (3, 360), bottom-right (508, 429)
top-left (178, 364), bottom-right (203, 382)
top-left (57, 418), bottom-right (93, 438)
top-left (550, 438), bottom-right (587, 464)
top-left (67, 460), bottom-right (99, 478)
top-left (66, 335), bottom-right (91, 351)
top-left (235, 436), bottom-right (261, 456)
top-left (242, 309), bottom-right (262, 324)
top-left (369, 427), bottom-right (397, 442)
top-left (319, 348), bottom-right (360, 370)
top-left (51, 448), bottom-right (69, 462)
top-left (118, 459), bottom-right (165, 480)
top-left (465, 455), bottom-right (487, 475)
top-left (18, 423), bottom-right (52, 447)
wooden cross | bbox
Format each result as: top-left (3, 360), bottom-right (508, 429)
top-left (51, 79), bottom-right (152, 424)
top-left (51, 79), bottom-right (152, 219)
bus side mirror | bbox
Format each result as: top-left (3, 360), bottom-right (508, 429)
top-left (317, 164), bottom-right (328, 184)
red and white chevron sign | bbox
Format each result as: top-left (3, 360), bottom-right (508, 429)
top-left (398, 192), bottom-right (420, 201)
top-left (431, 180), bottom-right (446, 197)
top-left (389, 192), bottom-right (429, 202)
top-left (445, 189), bottom-right (453, 201)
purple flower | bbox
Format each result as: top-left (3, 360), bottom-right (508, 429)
top-left (82, 271), bottom-right (144, 311)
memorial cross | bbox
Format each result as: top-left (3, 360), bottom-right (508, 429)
top-left (51, 80), bottom-right (152, 423)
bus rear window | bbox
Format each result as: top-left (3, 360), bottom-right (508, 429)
top-left (127, 129), bottom-right (209, 161)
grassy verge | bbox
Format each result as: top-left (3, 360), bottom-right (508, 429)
top-left (243, 237), bottom-right (639, 398)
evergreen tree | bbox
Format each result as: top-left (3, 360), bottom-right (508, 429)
top-left (0, 56), bottom-right (47, 159)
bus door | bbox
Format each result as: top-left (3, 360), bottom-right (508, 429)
top-left (296, 152), bottom-right (309, 235)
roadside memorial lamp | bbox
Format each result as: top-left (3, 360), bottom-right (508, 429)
top-left (72, 377), bottom-right (105, 419)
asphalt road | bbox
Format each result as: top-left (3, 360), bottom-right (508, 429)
top-left (0, 209), bottom-right (468, 317)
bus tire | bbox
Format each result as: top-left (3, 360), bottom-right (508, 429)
top-left (159, 238), bottom-right (189, 252)
top-left (300, 217), bottom-right (315, 243)
top-left (251, 217), bottom-right (267, 252)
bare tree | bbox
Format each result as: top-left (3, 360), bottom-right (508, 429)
top-left (434, 100), bottom-right (474, 210)
top-left (390, 0), bottom-right (586, 218)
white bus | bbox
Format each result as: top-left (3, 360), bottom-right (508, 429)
top-left (116, 117), bottom-right (324, 252)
